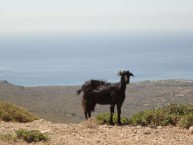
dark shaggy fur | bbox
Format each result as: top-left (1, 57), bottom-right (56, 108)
top-left (76, 80), bottom-right (109, 95)
top-left (77, 70), bottom-right (134, 125)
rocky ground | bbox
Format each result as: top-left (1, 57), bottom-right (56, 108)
top-left (1, 119), bottom-right (193, 145)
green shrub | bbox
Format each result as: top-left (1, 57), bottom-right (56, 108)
top-left (0, 133), bottom-right (17, 142)
top-left (96, 113), bottom-right (129, 125)
top-left (162, 104), bottom-right (193, 116)
top-left (0, 101), bottom-right (38, 123)
top-left (178, 114), bottom-right (193, 129)
top-left (15, 129), bottom-right (49, 143)
top-left (129, 104), bottom-right (193, 128)
top-left (129, 110), bottom-right (155, 126)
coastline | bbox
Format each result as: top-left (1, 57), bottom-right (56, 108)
top-left (1, 79), bottom-right (193, 87)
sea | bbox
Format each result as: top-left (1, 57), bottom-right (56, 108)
top-left (0, 33), bottom-right (193, 86)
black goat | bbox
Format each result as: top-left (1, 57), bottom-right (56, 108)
top-left (77, 70), bottom-right (134, 125)
top-left (77, 80), bottom-right (110, 119)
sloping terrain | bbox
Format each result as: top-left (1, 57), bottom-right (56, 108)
top-left (0, 80), bottom-right (193, 123)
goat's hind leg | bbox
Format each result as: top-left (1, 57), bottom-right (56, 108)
top-left (88, 109), bottom-right (91, 118)
top-left (109, 104), bottom-right (115, 125)
top-left (84, 111), bottom-right (88, 120)
top-left (84, 109), bottom-right (91, 120)
top-left (83, 97), bottom-right (92, 120)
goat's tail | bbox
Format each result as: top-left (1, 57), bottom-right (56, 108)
top-left (76, 88), bottom-right (82, 95)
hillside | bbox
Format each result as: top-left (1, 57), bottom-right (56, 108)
top-left (0, 100), bottom-right (37, 122)
top-left (0, 119), bottom-right (193, 145)
top-left (0, 80), bottom-right (193, 123)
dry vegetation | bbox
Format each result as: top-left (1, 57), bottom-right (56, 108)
top-left (0, 101), bottom-right (37, 123)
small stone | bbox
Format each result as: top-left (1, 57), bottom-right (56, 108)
top-left (96, 139), bottom-right (100, 143)
top-left (189, 126), bottom-right (193, 134)
top-left (143, 127), bottom-right (151, 135)
top-left (40, 129), bottom-right (51, 133)
top-left (136, 126), bottom-right (141, 129)
top-left (144, 130), bottom-right (151, 135)
top-left (157, 126), bottom-right (162, 129)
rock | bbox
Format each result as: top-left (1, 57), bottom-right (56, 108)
top-left (40, 129), bottom-right (51, 133)
top-left (96, 139), bottom-right (100, 143)
top-left (144, 131), bottom-right (151, 135)
top-left (189, 126), bottom-right (193, 134)
top-left (157, 126), bottom-right (162, 129)
top-left (136, 125), bottom-right (142, 129)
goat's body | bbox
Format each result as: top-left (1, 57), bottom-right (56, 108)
top-left (90, 84), bottom-right (125, 105)
top-left (77, 70), bottom-right (134, 125)
top-left (77, 79), bottom-right (109, 95)
top-left (91, 91), bottom-right (114, 105)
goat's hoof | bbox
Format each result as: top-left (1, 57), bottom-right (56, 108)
top-left (109, 122), bottom-right (115, 126)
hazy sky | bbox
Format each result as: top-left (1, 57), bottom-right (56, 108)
top-left (0, 0), bottom-right (193, 34)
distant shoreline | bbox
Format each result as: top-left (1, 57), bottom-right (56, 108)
top-left (1, 79), bottom-right (193, 87)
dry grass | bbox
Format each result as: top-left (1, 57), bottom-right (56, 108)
top-left (0, 101), bottom-right (38, 123)
top-left (81, 118), bottom-right (98, 129)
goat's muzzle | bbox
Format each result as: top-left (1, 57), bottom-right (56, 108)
top-left (130, 73), bottom-right (134, 77)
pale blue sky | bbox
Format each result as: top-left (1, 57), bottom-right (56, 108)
top-left (0, 0), bottom-right (193, 34)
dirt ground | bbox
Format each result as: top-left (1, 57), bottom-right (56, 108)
top-left (0, 119), bottom-right (193, 145)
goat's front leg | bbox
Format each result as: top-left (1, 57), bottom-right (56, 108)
top-left (88, 109), bottom-right (91, 118)
top-left (117, 104), bottom-right (122, 125)
top-left (109, 104), bottom-right (115, 125)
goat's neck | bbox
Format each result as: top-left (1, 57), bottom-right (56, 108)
top-left (120, 76), bottom-right (127, 91)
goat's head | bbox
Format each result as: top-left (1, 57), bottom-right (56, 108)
top-left (118, 69), bottom-right (134, 84)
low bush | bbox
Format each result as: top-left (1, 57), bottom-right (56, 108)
top-left (129, 104), bottom-right (193, 128)
top-left (96, 113), bottom-right (129, 125)
top-left (0, 101), bottom-right (38, 123)
top-left (178, 114), bottom-right (193, 129)
top-left (15, 129), bottom-right (49, 143)
top-left (0, 133), bottom-right (17, 142)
